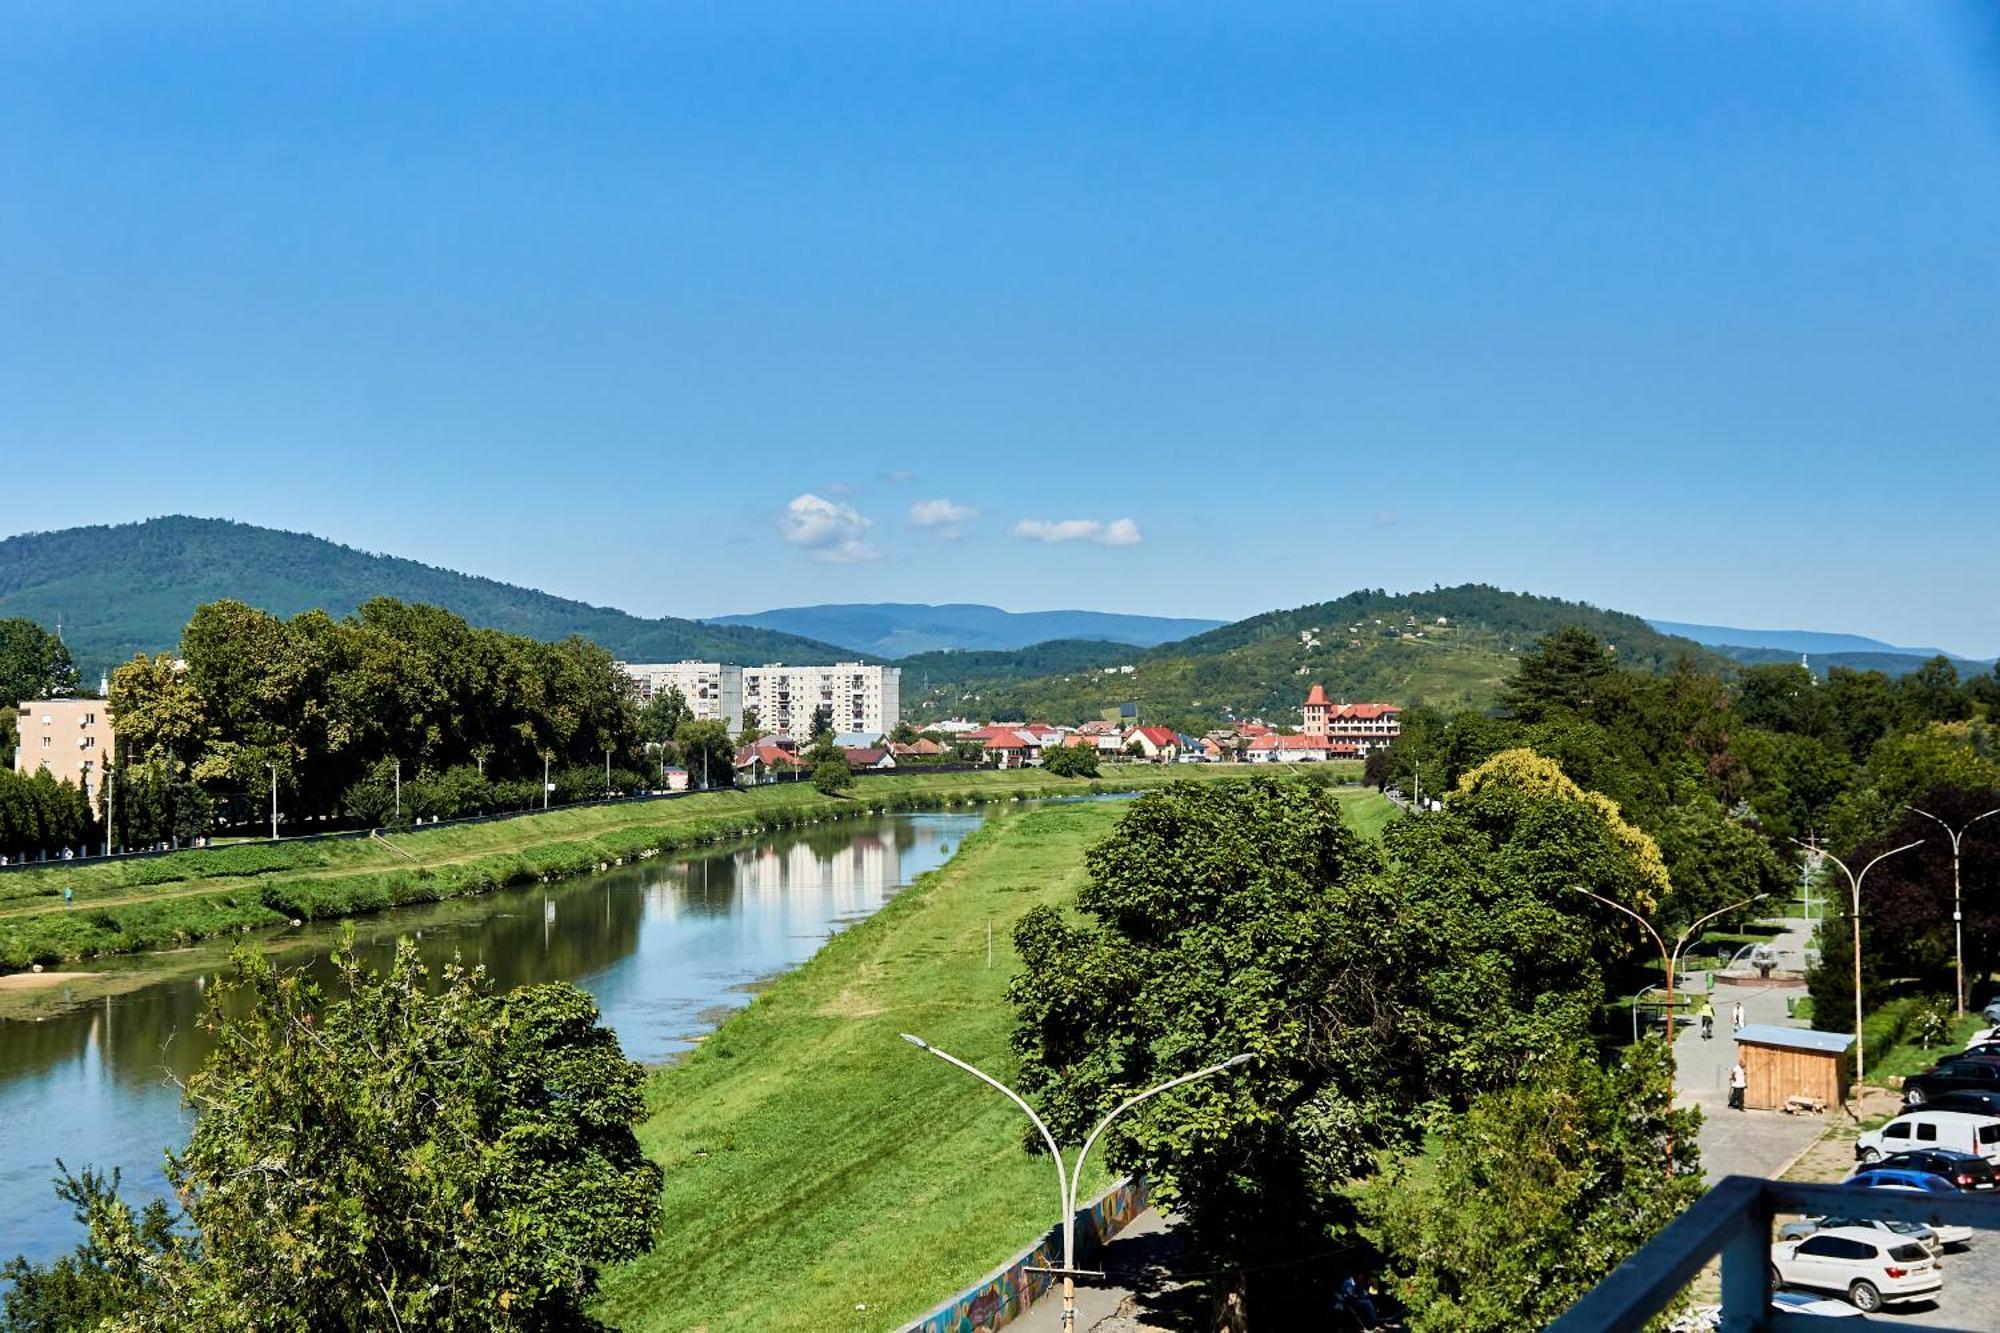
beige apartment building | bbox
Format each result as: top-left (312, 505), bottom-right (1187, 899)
top-left (14, 697), bottom-right (114, 797)
top-left (742, 663), bottom-right (900, 740)
top-left (618, 661), bottom-right (744, 734)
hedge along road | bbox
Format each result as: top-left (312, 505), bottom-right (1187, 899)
top-left (0, 766), bottom-right (1334, 972)
top-left (591, 785), bottom-right (1396, 1333)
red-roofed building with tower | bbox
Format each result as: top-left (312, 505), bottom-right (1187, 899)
top-left (1300, 684), bottom-right (1400, 755)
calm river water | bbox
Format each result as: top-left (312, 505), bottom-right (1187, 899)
top-left (0, 808), bottom-right (989, 1266)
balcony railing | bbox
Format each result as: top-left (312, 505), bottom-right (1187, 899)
top-left (1552, 1175), bottom-right (2000, 1332)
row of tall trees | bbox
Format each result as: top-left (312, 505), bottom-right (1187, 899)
top-left (109, 598), bottom-right (652, 842)
top-left (1, 618), bottom-right (90, 860)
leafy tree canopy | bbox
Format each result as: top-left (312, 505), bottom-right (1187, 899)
top-left (10, 941), bottom-right (662, 1332)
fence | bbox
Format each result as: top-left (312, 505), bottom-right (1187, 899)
top-left (897, 1177), bottom-right (1150, 1333)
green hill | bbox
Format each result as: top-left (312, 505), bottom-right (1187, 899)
top-left (0, 517), bottom-right (857, 675)
top-left (908, 584), bottom-right (1722, 729)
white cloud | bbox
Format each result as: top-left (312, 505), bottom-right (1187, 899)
top-left (1376, 510), bottom-right (1400, 529)
top-left (779, 493), bottom-right (883, 563)
top-left (882, 469), bottom-right (918, 484)
top-left (1010, 517), bottom-right (1143, 548)
top-left (908, 498), bottom-right (977, 539)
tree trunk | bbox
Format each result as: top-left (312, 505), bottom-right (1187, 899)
top-left (1210, 1270), bottom-right (1250, 1333)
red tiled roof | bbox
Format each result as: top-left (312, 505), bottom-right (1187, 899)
top-left (1329, 703), bottom-right (1400, 720)
top-left (844, 748), bottom-right (889, 765)
top-left (984, 731), bottom-right (1028, 750)
top-left (1132, 726), bottom-right (1178, 747)
top-left (1304, 683), bottom-right (1330, 706)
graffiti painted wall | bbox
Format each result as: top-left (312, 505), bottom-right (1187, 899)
top-left (898, 1177), bottom-right (1150, 1333)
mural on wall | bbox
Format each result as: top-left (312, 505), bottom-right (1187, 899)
top-left (903, 1178), bottom-right (1150, 1333)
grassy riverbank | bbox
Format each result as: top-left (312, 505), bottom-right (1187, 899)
top-left (594, 785), bottom-right (1394, 1333)
top-left (0, 767), bottom-right (1359, 970)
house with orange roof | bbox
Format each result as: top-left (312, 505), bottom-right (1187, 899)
top-left (1125, 726), bottom-right (1180, 763)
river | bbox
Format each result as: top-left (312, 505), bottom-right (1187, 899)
top-left (0, 808), bottom-right (991, 1267)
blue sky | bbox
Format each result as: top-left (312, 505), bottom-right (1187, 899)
top-left (5, 3), bottom-right (2000, 653)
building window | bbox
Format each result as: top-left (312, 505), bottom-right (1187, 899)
top-left (42, 736), bottom-right (52, 749)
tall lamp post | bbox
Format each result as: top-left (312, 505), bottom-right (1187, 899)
top-left (1571, 887), bottom-right (1767, 1045)
top-left (900, 1034), bottom-right (1251, 1333)
top-left (265, 762), bottom-right (279, 841)
top-left (1908, 807), bottom-right (2000, 1017)
top-left (1793, 838), bottom-right (1925, 1084)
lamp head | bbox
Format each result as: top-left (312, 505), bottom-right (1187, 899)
top-left (1223, 1052), bottom-right (1254, 1069)
top-left (899, 1033), bottom-right (930, 1050)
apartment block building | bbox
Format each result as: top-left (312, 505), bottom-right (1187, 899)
top-left (14, 697), bottom-right (114, 796)
top-left (617, 662), bottom-right (744, 735)
top-left (742, 663), bottom-right (900, 740)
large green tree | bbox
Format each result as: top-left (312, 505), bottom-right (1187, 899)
top-left (14, 941), bottom-right (662, 1331)
top-left (1367, 1040), bottom-right (1702, 1332)
top-left (1009, 770), bottom-right (1667, 1325)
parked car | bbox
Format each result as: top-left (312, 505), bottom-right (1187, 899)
top-left (1980, 1000), bottom-right (2000, 1027)
top-left (1855, 1109), bottom-right (2000, 1163)
top-left (1844, 1169), bottom-right (1960, 1194)
top-left (1770, 1226), bottom-right (1942, 1312)
top-left (1926, 1089), bottom-right (2000, 1117)
top-left (1901, 1054), bottom-right (2000, 1107)
top-left (1770, 1290), bottom-right (1867, 1319)
top-left (1778, 1215), bottom-right (1947, 1251)
top-left (1875, 1148), bottom-right (2000, 1191)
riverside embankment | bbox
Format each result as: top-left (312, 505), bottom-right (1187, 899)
top-left (593, 785), bottom-right (1394, 1333)
top-left (0, 766), bottom-right (1295, 971)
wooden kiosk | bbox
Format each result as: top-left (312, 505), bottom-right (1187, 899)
top-left (1732, 1024), bottom-right (1853, 1111)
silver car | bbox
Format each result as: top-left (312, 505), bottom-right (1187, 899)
top-left (1779, 1215), bottom-right (1946, 1252)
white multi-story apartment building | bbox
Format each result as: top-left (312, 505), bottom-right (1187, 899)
top-left (742, 663), bottom-right (900, 740)
top-left (618, 662), bottom-right (744, 734)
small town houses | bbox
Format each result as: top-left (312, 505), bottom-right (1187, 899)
top-left (729, 684), bottom-right (1397, 780)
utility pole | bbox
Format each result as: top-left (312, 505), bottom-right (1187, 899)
top-left (267, 762), bottom-right (279, 840)
top-left (393, 758), bottom-right (402, 824)
top-left (901, 1035), bottom-right (1250, 1333)
top-left (604, 746), bottom-right (612, 797)
top-left (1793, 837), bottom-right (1924, 1084)
top-left (1909, 807), bottom-right (2000, 1016)
top-left (543, 752), bottom-right (551, 810)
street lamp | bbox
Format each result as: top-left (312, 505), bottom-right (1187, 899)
top-left (1570, 886), bottom-right (1767, 1046)
top-left (265, 762), bottom-right (279, 841)
top-left (1792, 837), bottom-right (1925, 1084)
top-left (900, 1033), bottom-right (1251, 1333)
top-left (1908, 807), bottom-right (2000, 1017)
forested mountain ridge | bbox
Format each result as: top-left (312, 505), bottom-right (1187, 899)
top-left (0, 517), bottom-right (855, 675)
top-left (908, 584), bottom-right (1728, 728)
top-left (706, 602), bottom-right (1225, 657)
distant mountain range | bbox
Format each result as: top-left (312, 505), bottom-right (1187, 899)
top-left (0, 517), bottom-right (853, 674)
top-left (706, 602), bottom-right (1226, 658)
top-left (1646, 619), bottom-right (1995, 677)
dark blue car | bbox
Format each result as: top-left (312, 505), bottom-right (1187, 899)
top-left (1848, 1168), bottom-right (1961, 1192)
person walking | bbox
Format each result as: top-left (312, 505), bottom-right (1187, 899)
top-left (1698, 997), bottom-right (1715, 1040)
top-left (1729, 1060), bottom-right (1748, 1111)
top-left (1732, 1000), bottom-right (1745, 1032)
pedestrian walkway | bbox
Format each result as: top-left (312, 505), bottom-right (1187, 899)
top-left (1677, 912), bottom-right (1829, 1182)
top-left (1006, 1208), bottom-right (1195, 1333)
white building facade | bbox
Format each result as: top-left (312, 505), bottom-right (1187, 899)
top-left (618, 662), bottom-right (744, 735)
top-left (742, 663), bottom-right (900, 740)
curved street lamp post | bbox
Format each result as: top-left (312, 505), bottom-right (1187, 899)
top-left (1792, 838), bottom-right (1925, 1084)
top-left (900, 1033), bottom-right (1252, 1333)
top-left (1570, 887), bottom-right (1767, 1048)
top-left (1908, 807), bottom-right (2000, 1017)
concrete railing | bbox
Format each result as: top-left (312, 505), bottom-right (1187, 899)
top-left (1551, 1175), bottom-right (2000, 1332)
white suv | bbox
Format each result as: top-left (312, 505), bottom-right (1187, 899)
top-left (1771, 1225), bottom-right (1944, 1312)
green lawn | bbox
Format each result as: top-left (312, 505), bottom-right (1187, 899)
top-left (594, 786), bottom-right (1395, 1332)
